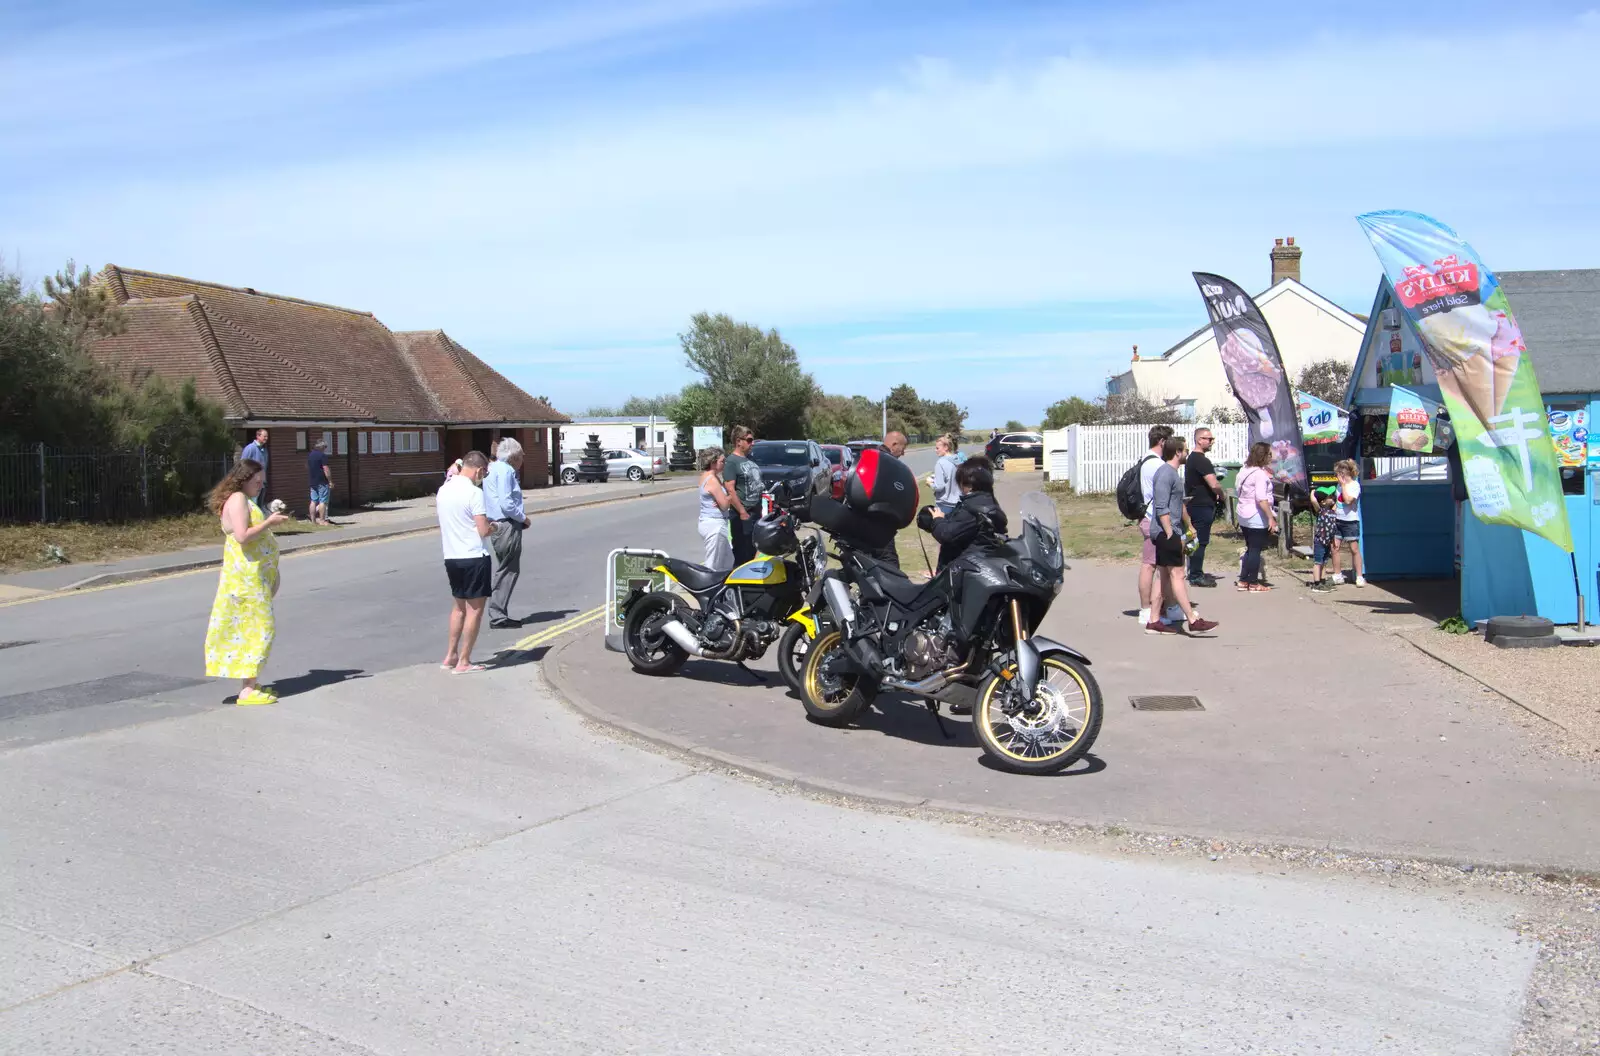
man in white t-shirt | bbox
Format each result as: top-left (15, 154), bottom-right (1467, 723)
top-left (437, 450), bottom-right (494, 673)
top-left (1136, 425), bottom-right (1174, 628)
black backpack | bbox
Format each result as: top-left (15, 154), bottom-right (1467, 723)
top-left (1115, 455), bottom-right (1157, 521)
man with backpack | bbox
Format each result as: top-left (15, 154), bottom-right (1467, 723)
top-left (1117, 425), bottom-right (1174, 630)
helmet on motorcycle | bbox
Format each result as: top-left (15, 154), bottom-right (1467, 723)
top-left (750, 509), bottom-right (799, 555)
top-left (844, 447), bottom-right (919, 528)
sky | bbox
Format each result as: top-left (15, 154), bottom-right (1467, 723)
top-left (4, 0), bottom-right (1598, 426)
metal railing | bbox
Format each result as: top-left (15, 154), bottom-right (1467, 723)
top-left (0, 444), bottom-right (235, 523)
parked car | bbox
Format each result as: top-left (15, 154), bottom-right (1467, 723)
top-left (845, 439), bottom-right (884, 457)
top-left (749, 439), bottom-right (831, 516)
top-left (559, 448), bottom-right (662, 485)
top-left (819, 443), bottom-right (855, 499)
top-left (984, 431), bottom-right (1043, 467)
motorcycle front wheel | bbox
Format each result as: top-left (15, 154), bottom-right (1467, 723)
top-left (800, 630), bottom-right (876, 727)
top-left (972, 654), bottom-right (1102, 774)
top-left (776, 621), bottom-right (812, 694)
top-left (622, 593), bottom-right (689, 676)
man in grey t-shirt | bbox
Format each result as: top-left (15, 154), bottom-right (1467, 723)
top-left (1145, 436), bottom-right (1217, 635)
top-left (721, 425), bottom-right (761, 563)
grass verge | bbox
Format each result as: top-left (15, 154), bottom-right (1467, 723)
top-left (0, 514), bottom-right (331, 574)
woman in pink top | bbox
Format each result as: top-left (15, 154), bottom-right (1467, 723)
top-left (1233, 442), bottom-right (1279, 592)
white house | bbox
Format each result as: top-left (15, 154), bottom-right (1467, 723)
top-left (1106, 238), bottom-right (1367, 420)
top-left (559, 416), bottom-right (678, 459)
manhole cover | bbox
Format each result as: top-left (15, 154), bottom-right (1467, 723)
top-left (1130, 695), bottom-right (1205, 712)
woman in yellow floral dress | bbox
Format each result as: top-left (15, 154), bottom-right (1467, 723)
top-left (204, 459), bottom-right (289, 705)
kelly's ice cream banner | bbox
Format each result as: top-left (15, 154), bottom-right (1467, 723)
top-left (1193, 272), bottom-right (1308, 491)
top-left (1357, 210), bottom-right (1572, 552)
top-left (1386, 387), bottom-right (1436, 452)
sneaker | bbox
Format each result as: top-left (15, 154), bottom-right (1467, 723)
top-left (1186, 618), bottom-right (1219, 633)
top-left (1137, 608), bottom-right (1151, 626)
top-left (1164, 604), bottom-right (1187, 624)
top-left (1355, 576), bottom-right (1368, 588)
top-left (1145, 620), bottom-right (1181, 635)
top-left (1309, 580), bottom-right (1335, 594)
top-left (1188, 574), bottom-right (1217, 588)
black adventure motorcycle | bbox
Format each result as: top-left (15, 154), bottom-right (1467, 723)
top-left (801, 453), bottom-right (1102, 775)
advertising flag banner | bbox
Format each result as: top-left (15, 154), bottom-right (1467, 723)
top-left (1296, 390), bottom-right (1348, 446)
top-left (1357, 210), bottom-right (1572, 552)
top-left (1193, 273), bottom-right (1308, 490)
top-left (1386, 387), bottom-right (1436, 452)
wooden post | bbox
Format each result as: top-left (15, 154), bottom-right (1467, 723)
top-left (1278, 499), bottom-right (1293, 557)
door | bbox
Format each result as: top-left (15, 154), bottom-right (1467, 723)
top-left (635, 426), bottom-right (647, 450)
top-left (1586, 397), bottom-right (1599, 624)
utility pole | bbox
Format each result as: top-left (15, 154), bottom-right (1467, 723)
top-left (881, 394), bottom-right (888, 439)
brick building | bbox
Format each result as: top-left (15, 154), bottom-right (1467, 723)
top-left (87, 267), bottom-right (567, 514)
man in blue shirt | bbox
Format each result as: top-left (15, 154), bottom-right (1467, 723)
top-left (482, 437), bottom-right (530, 628)
top-left (240, 429), bottom-right (269, 500)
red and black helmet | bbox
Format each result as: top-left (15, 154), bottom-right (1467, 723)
top-left (845, 447), bottom-right (919, 528)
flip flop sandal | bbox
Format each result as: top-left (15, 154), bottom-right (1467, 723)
top-left (451, 663), bottom-right (489, 674)
top-left (236, 689), bottom-right (276, 706)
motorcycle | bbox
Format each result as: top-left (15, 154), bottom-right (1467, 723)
top-left (621, 502), bottom-right (830, 686)
top-left (801, 491), bottom-right (1103, 775)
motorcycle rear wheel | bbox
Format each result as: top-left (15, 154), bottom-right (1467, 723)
top-left (972, 654), bottom-right (1102, 774)
top-left (776, 621), bottom-right (811, 694)
top-left (800, 630), bottom-right (876, 726)
top-left (623, 593), bottom-right (689, 676)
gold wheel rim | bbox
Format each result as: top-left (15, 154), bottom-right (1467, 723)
top-left (977, 657), bottom-right (1092, 764)
top-left (803, 631), bottom-right (855, 710)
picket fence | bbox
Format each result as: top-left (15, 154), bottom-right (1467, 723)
top-left (1043, 424), bottom-right (1251, 494)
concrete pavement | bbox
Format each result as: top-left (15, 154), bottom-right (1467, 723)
top-left (551, 554), bottom-right (1600, 873)
top-left (0, 661), bottom-right (1544, 1054)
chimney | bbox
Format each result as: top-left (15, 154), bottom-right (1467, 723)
top-left (1131, 344), bottom-right (1140, 362)
top-left (1270, 236), bottom-right (1301, 286)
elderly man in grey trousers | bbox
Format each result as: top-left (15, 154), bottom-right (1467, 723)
top-left (481, 437), bottom-right (531, 629)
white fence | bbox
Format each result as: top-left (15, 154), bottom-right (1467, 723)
top-left (1043, 424), bottom-right (1251, 493)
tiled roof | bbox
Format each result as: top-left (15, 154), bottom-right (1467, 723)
top-left (394, 330), bottom-right (567, 424)
top-left (1498, 270), bottom-right (1600, 395)
top-left (87, 266), bottom-right (566, 425)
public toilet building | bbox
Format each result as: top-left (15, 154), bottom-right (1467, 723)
top-left (1343, 269), bottom-right (1600, 625)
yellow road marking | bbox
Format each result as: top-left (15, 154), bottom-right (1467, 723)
top-left (508, 605), bottom-right (607, 651)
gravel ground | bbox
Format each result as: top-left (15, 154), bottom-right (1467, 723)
top-left (1408, 632), bottom-right (1600, 757)
top-left (569, 704), bottom-right (1600, 1055)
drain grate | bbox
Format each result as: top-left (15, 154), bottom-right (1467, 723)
top-left (1130, 695), bottom-right (1205, 712)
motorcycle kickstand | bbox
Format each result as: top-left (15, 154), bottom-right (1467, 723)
top-left (735, 661), bottom-right (766, 684)
top-left (923, 698), bottom-right (952, 740)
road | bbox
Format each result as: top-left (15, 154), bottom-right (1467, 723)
top-left (0, 447), bottom-right (1564, 1053)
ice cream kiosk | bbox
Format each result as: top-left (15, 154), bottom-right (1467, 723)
top-left (1344, 268), bottom-right (1600, 625)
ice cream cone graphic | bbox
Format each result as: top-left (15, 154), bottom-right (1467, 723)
top-left (1418, 306), bottom-right (1497, 423)
top-left (1489, 310), bottom-right (1526, 416)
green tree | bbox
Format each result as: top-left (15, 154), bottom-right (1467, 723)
top-left (671, 383), bottom-right (718, 431)
top-left (922, 398), bottom-right (967, 438)
top-left (619, 393), bottom-right (680, 418)
top-left (1040, 396), bottom-right (1104, 429)
top-left (1003, 419), bottom-right (1027, 432)
top-left (1200, 403), bottom-right (1247, 425)
top-left (680, 312), bottom-right (815, 437)
top-left (885, 384), bottom-right (929, 439)
top-left (1295, 358), bottom-right (1354, 404)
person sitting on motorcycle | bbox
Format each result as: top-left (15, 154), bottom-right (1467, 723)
top-left (917, 455), bottom-right (1008, 571)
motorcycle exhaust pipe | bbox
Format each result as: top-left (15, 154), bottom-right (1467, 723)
top-left (658, 619), bottom-right (706, 657)
top-left (884, 662), bottom-right (969, 696)
top-left (822, 577), bottom-right (882, 676)
top-left (822, 577), bottom-right (856, 626)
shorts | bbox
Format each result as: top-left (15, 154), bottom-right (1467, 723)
top-left (1333, 519), bottom-right (1361, 542)
top-left (444, 555), bottom-right (492, 600)
top-left (1139, 519), bottom-right (1157, 565)
top-left (310, 483), bottom-right (330, 505)
top-left (1313, 540), bottom-right (1331, 565)
top-left (1151, 528), bottom-right (1185, 568)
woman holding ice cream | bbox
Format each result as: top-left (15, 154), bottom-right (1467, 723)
top-left (203, 459), bottom-right (288, 704)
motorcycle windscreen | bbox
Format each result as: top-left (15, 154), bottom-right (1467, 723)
top-left (1017, 491), bottom-right (1064, 579)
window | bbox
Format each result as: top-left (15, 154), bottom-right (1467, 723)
top-left (319, 431), bottom-right (333, 452)
top-left (395, 431), bottom-right (421, 454)
top-left (357, 431), bottom-right (367, 455)
top-left (423, 430), bottom-right (439, 453)
top-left (295, 430), bottom-right (307, 451)
top-left (336, 431), bottom-right (349, 456)
top-left (371, 431), bottom-right (391, 454)
top-left (656, 431), bottom-right (665, 443)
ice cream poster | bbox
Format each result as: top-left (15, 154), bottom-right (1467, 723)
top-left (1385, 387), bottom-right (1436, 452)
top-left (1296, 390), bottom-right (1347, 446)
top-left (1193, 272), bottom-right (1308, 491)
top-left (1547, 408), bottom-right (1587, 470)
top-left (1357, 211), bottom-right (1572, 552)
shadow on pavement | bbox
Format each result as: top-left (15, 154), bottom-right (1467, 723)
top-left (515, 609), bottom-right (578, 625)
top-left (977, 751), bottom-right (1107, 777)
top-left (489, 645), bottom-right (549, 670)
top-left (272, 668), bottom-right (367, 698)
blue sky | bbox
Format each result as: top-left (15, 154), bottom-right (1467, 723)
top-left (5, 0), bottom-right (1598, 425)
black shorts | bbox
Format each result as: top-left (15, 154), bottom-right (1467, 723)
top-left (1152, 529), bottom-right (1186, 568)
top-left (444, 556), bottom-right (492, 600)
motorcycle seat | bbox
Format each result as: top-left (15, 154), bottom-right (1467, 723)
top-left (858, 558), bottom-right (930, 604)
top-left (660, 557), bottom-right (727, 592)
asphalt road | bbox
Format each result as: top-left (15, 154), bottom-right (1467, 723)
top-left (0, 448), bottom-right (938, 749)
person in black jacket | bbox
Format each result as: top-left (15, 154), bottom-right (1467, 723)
top-left (916, 456), bottom-right (1009, 571)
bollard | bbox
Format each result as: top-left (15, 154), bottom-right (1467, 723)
top-left (1277, 499), bottom-right (1293, 557)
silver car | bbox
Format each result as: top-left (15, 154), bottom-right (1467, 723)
top-left (559, 448), bottom-right (663, 484)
